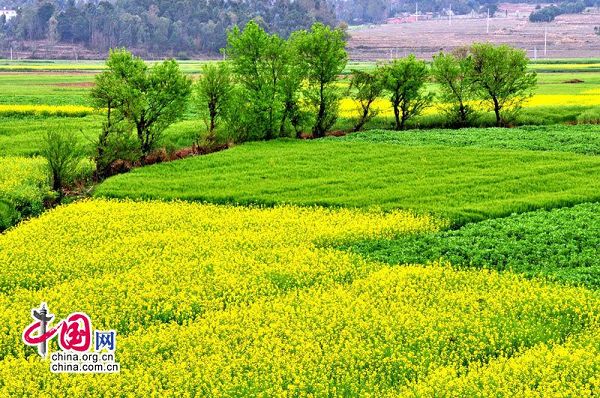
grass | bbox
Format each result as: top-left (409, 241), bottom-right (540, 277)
top-left (0, 62), bottom-right (597, 158)
top-left (95, 139), bottom-right (600, 225)
top-left (340, 203), bottom-right (600, 289)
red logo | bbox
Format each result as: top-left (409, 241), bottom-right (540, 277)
top-left (23, 303), bottom-right (92, 357)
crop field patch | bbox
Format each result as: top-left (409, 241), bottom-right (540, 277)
top-left (95, 140), bottom-right (600, 225)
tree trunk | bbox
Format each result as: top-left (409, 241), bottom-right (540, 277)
top-left (314, 83), bottom-right (326, 138)
top-left (353, 106), bottom-right (370, 132)
top-left (393, 102), bottom-right (401, 131)
top-left (459, 102), bottom-right (467, 127)
top-left (493, 97), bottom-right (501, 127)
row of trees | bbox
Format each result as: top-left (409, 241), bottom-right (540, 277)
top-left (348, 44), bottom-right (537, 131)
top-left (90, 22), bottom-right (347, 177)
top-left (90, 22), bottom-right (536, 179)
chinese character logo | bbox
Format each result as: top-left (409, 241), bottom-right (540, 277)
top-left (23, 303), bottom-right (93, 357)
top-left (22, 303), bottom-right (119, 373)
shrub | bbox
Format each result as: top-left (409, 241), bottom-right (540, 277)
top-left (576, 108), bottom-right (600, 125)
top-left (41, 130), bottom-right (83, 198)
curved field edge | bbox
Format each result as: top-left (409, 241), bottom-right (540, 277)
top-left (340, 202), bottom-right (600, 289)
top-left (94, 140), bottom-right (600, 226)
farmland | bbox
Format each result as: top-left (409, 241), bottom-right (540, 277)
top-left (0, 54), bottom-right (599, 396)
top-left (94, 138), bottom-right (600, 225)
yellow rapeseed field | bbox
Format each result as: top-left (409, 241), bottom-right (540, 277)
top-left (0, 199), bottom-right (598, 396)
top-left (0, 104), bottom-right (95, 117)
top-left (0, 157), bottom-right (47, 199)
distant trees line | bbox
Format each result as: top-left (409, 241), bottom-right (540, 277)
top-left (89, 21), bottom-right (536, 179)
top-left (1, 0), bottom-right (338, 56)
top-left (529, 0), bottom-right (595, 22)
top-left (367, 44), bottom-right (537, 131)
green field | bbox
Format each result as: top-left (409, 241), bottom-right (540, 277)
top-left (94, 135), bottom-right (600, 225)
top-left (336, 125), bottom-right (600, 155)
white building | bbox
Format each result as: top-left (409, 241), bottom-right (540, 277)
top-left (0, 9), bottom-right (17, 22)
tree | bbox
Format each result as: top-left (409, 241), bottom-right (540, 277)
top-left (349, 69), bottom-right (384, 132)
top-left (293, 23), bottom-right (347, 138)
top-left (90, 60), bottom-right (137, 178)
top-left (431, 50), bottom-right (477, 127)
top-left (280, 39), bottom-right (308, 138)
top-left (382, 55), bottom-right (433, 131)
top-left (470, 43), bottom-right (537, 127)
top-left (194, 62), bottom-right (233, 143)
top-left (91, 49), bottom-right (192, 158)
top-left (225, 21), bottom-right (288, 140)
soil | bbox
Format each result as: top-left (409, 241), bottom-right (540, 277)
top-left (347, 11), bottom-right (600, 60)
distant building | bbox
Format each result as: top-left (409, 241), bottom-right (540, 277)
top-left (386, 13), bottom-right (433, 24)
top-left (0, 8), bottom-right (17, 22)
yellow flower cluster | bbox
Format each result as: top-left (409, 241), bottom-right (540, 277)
top-left (0, 199), bottom-right (597, 396)
top-left (0, 104), bottom-right (95, 117)
top-left (0, 199), bottom-right (441, 354)
top-left (530, 63), bottom-right (600, 70)
top-left (339, 93), bottom-right (600, 119)
top-left (525, 94), bottom-right (600, 108)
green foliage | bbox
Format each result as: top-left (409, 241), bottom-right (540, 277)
top-left (0, 200), bottom-right (18, 231)
top-left (41, 129), bottom-right (82, 196)
top-left (194, 62), bottom-right (233, 143)
top-left (431, 50), bottom-right (477, 127)
top-left (382, 55), bottom-right (433, 130)
top-left (91, 49), bottom-right (192, 158)
top-left (342, 203), bottom-right (600, 288)
top-left (95, 138), bottom-right (600, 226)
top-left (225, 21), bottom-right (290, 140)
top-left (293, 23), bottom-right (348, 137)
top-left (349, 69), bottom-right (384, 132)
top-left (470, 43), bottom-right (537, 127)
top-left (529, 1), bottom-right (586, 22)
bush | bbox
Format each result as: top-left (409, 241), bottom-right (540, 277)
top-left (41, 130), bottom-right (83, 198)
top-left (576, 108), bottom-right (600, 125)
top-left (0, 200), bottom-right (18, 231)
